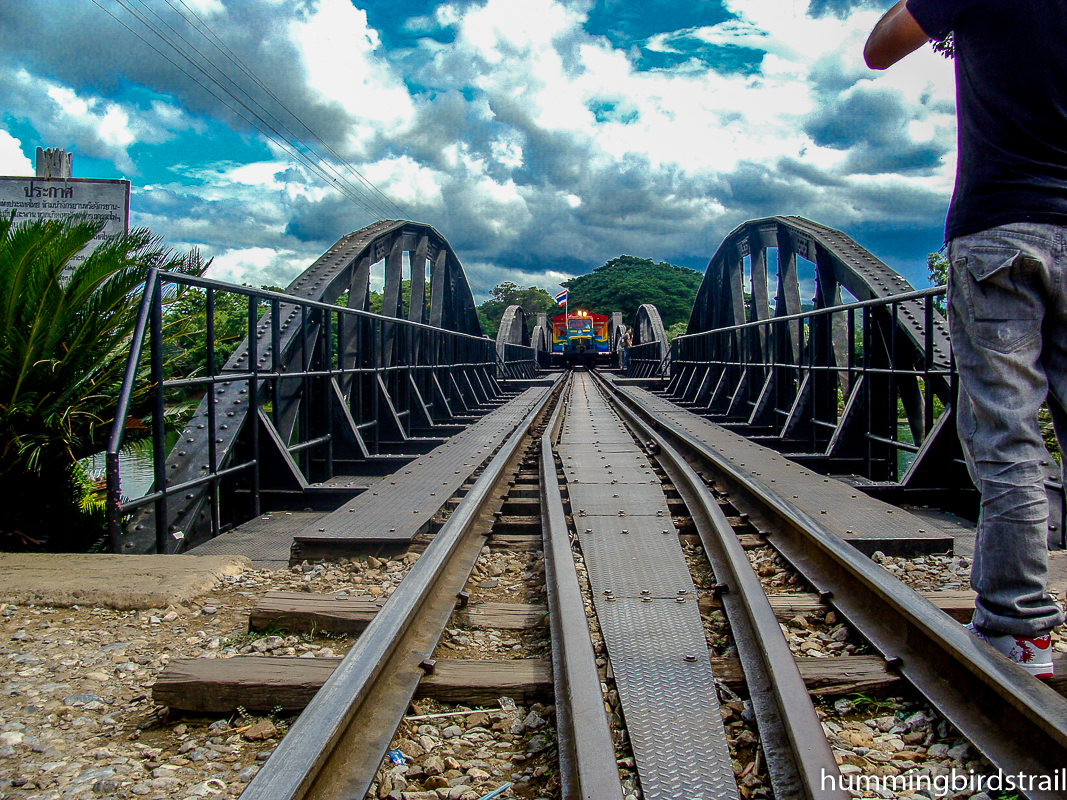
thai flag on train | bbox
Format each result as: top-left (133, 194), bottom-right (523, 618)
top-left (554, 290), bottom-right (568, 306)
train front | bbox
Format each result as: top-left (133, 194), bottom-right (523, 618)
top-left (551, 310), bottom-right (611, 367)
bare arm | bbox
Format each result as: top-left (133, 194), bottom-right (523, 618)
top-left (864, 0), bottom-right (931, 69)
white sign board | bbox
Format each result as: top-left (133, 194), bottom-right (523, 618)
top-left (0, 176), bottom-right (131, 270)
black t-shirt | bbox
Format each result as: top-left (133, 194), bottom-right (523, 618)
top-left (906, 0), bottom-right (1067, 239)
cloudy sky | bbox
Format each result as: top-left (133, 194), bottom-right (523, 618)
top-left (0, 0), bottom-right (957, 300)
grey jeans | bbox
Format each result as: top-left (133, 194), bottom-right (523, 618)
top-left (949, 222), bottom-right (1067, 636)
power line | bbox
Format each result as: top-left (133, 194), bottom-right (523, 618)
top-left (92, 0), bottom-right (408, 221)
top-left (112, 0), bottom-right (395, 219)
top-left (165, 0), bottom-right (407, 219)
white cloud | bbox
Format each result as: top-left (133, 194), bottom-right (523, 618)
top-left (0, 130), bottom-right (32, 176)
top-left (288, 0), bottom-right (414, 152)
top-left (7, 69), bottom-right (200, 174)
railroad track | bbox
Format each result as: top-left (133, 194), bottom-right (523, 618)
top-left (155, 369), bottom-right (1067, 800)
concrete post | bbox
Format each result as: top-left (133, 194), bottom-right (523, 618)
top-left (35, 147), bottom-right (72, 178)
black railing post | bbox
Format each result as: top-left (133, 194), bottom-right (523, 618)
top-left (248, 293), bottom-right (261, 518)
top-left (149, 278), bottom-right (168, 553)
top-left (206, 288), bottom-right (220, 538)
top-left (106, 268), bottom-right (159, 553)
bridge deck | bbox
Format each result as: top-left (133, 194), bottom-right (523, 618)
top-left (562, 372), bottom-right (738, 800)
top-left (291, 381), bottom-right (558, 555)
top-left (607, 377), bottom-right (963, 557)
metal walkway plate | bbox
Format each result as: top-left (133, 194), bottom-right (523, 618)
top-left (568, 483), bottom-right (670, 518)
top-left (561, 452), bottom-right (658, 485)
top-left (560, 373), bottom-right (738, 800)
top-left (187, 511), bottom-right (324, 569)
top-left (573, 517), bottom-right (691, 598)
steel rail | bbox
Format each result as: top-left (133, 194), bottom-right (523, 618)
top-left (591, 372), bottom-right (845, 800)
top-left (605, 380), bottom-right (1067, 800)
top-left (243, 374), bottom-right (563, 800)
top-left (540, 374), bottom-right (626, 800)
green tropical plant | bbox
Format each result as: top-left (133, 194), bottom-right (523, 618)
top-left (0, 213), bottom-right (200, 550)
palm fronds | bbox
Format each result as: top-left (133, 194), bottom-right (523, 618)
top-left (0, 213), bottom-right (200, 548)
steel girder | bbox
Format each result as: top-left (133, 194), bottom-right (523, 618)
top-left (494, 305), bottom-right (539, 378)
top-left (626, 303), bottom-right (669, 377)
top-left (673, 216), bottom-right (967, 497)
top-left (125, 221), bottom-right (497, 553)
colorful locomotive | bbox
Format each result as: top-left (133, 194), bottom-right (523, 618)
top-left (551, 310), bottom-right (611, 365)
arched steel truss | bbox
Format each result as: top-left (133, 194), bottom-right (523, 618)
top-left (495, 305), bottom-right (539, 378)
top-left (625, 303), bottom-right (669, 377)
top-left (117, 220), bottom-right (518, 554)
top-left (666, 216), bottom-right (969, 502)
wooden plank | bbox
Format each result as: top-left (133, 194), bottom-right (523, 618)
top-left (251, 593), bottom-right (548, 634)
top-left (250, 592), bottom-right (380, 634)
top-left (153, 656), bottom-right (338, 712)
top-left (152, 656), bottom-right (551, 713)
top-left (710, 655), bottom-right (901, 696)
top-left (486, 533), bottom-right (541, 551)
top-left (250, 587), bottom-right (975, 638)
top-left (415, 659), bottom-right (552, 704)
top-left (153, 652), bottom-right (1067, 714)
top-left (698, 589), bottom-right (976, 623)
top-left (454, 602), bottom-right (548, 630)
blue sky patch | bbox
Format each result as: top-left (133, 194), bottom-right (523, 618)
top-left (358, 0), bottom-right (459, 48)
top-left (589, 101), bottom-right (639, 125)
top-left (584, 0), bottom-right (734, 49)
top-left (635, 38), bottom-right (765, 74)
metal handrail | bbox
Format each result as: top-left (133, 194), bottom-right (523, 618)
top-left (105, 269), bottom-right (513, 553)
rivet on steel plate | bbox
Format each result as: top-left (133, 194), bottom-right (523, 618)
top-left (640, 589), bottom-right (650, 595)
top-left (585, 528), bottom-right (592, 534)
top-left (641, 596), bottom-right (652, 603)
top-left (675, 596), bottom-right (686, 604)
top-left (318, 528), bottom-right (325, 532)
top-left (662, 529), bottom-right (671, 535)
top-left (684, 654), bottom-right (697, 662)
top-left (678, 589), bottom-right (688, 595)
top-left (620, 529), bottom-right (629, 535)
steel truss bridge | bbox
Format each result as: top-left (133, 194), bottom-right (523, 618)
top-left (107, 215), bottom-right (1062, 554)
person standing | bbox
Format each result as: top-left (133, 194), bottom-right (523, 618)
top-left (865, 0), bottom-right (1067, 677)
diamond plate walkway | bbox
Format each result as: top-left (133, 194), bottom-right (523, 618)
top-left (560, 373), bottom-right (739, 800)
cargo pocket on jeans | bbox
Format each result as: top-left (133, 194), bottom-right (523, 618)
top-left (954, 246), bottom-right (1042, 354)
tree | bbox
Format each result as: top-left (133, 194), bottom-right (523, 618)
top-left (928, 250), bottom-right (949, 314)
top-left (563, 255), bottom-right (703, 329)
top-left (477, 282), bottom-right (557, 339)
top-left (0, 214), bottom-right (200, 550)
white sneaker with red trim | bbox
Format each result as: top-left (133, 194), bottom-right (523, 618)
top-left (966, 622), bottom-right (1054, 678)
